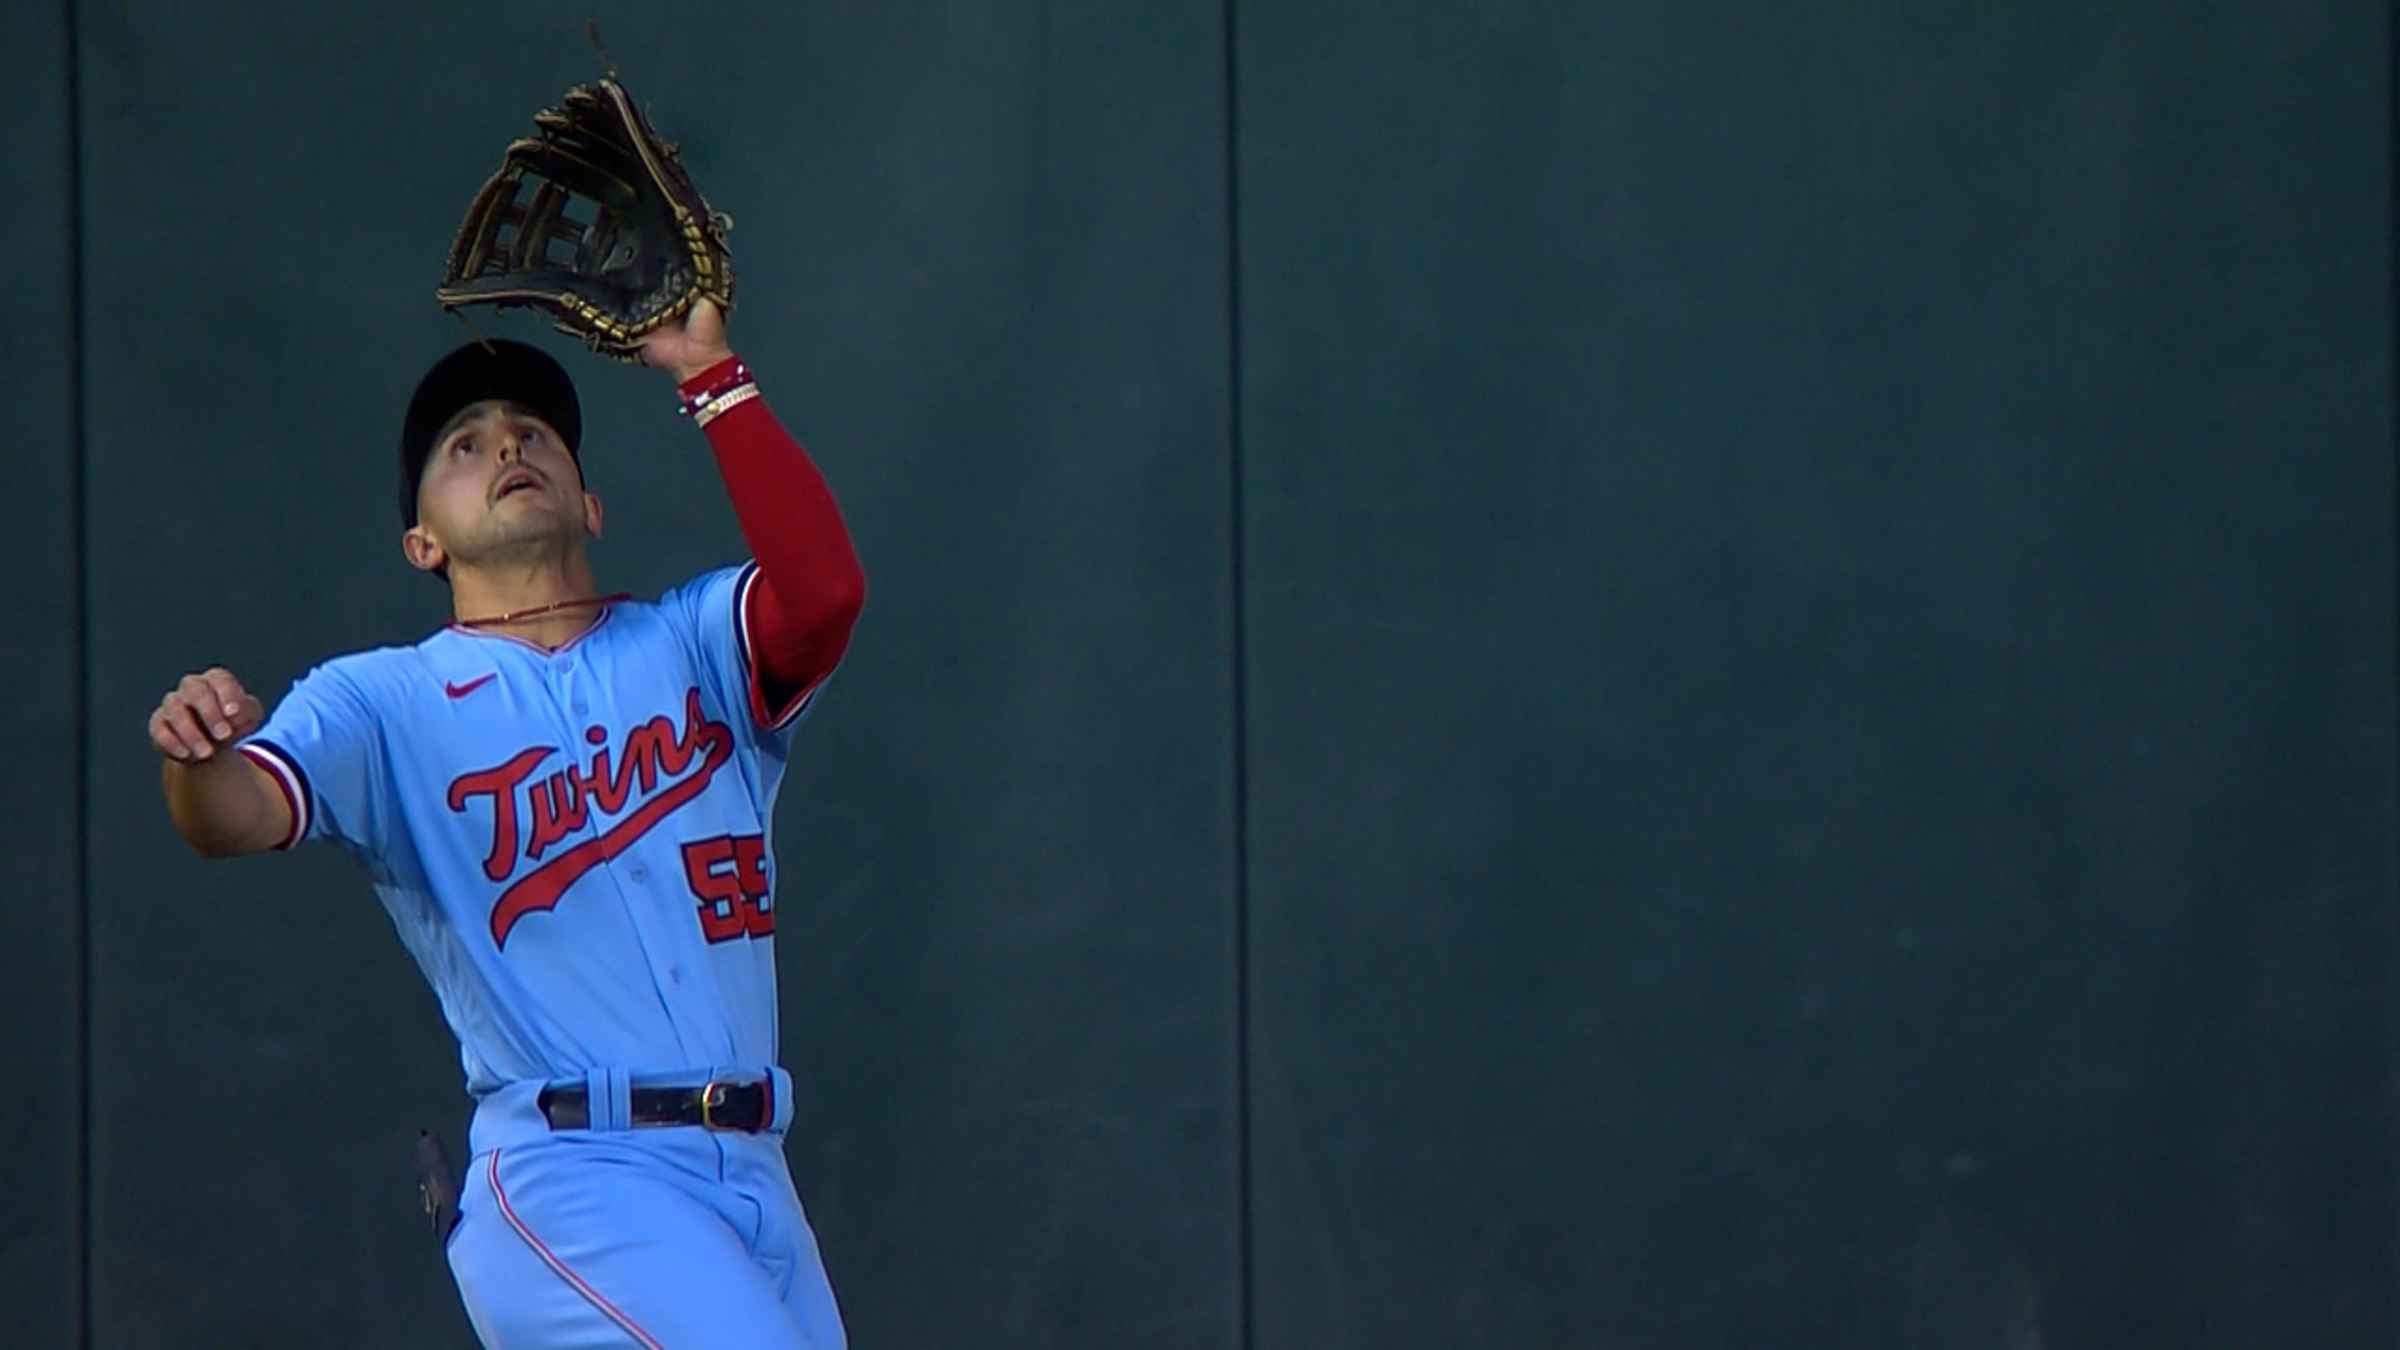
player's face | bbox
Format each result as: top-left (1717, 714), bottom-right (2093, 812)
top-left (408, 400), bottom-right (600, 572)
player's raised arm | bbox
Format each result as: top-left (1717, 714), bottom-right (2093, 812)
top-left (643, 299), bottom-right (868, 705)
top-left (150, 667), bottom-right (289, 857)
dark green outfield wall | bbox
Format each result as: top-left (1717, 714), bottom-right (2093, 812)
top-left (5, 0), bottom-right (84, 1346)
top-left (1238, 4), bottom-right (2395, 1346)
top-left (7, 1), bottom-right (2391, 1345)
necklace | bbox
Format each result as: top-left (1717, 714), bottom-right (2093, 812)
top-left (456, 592), bottom-right (633, 630)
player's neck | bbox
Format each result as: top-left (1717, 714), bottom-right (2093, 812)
top-left (448, 553), bottom-right (611, 650)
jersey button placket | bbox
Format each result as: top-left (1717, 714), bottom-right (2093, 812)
top-left (546, 659), bottom-right (609, 868)
top-left (566, 653), bottom-right (715, 1066)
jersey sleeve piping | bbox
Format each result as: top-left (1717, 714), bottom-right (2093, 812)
top-left (238, 738), bottom-right (311, 851)
top-left (733, 561), bottom-right (825, 731)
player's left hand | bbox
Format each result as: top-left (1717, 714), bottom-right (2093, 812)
top-left (640, 297), bottom-right (735, 384)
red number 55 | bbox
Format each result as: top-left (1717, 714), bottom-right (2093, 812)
top-left (682, 833), bottom-right (773, 943)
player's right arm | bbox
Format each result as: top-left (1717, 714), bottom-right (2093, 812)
top-left (149, 667), bottom-right (290, 858)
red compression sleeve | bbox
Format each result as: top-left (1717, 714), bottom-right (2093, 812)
top-left (679, 357), bottom-right (866, 714)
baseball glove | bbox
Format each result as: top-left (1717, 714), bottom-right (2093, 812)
top-left (436, 78), bottom-right (735, 360)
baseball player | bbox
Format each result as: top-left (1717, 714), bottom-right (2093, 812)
top-left (149, 297), bottom-right (862, 1347)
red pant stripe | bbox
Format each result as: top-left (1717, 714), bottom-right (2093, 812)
top-left (486, 1148), bottom-right (666, 1350)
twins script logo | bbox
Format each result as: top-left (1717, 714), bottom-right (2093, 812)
top-left (447, 687), bottom-right (734, 947)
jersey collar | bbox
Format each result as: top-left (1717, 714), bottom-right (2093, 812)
top-left (443, 603), bottom-right (617, 656)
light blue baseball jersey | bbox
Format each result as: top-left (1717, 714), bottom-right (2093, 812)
top-left (240, 561), bottom-right (820, 1094)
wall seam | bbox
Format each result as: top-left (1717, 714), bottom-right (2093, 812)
top-left (2389, 1), bottom-right (2400, 1338)
top-left (64, 0), bottom-right (92, 1342)
top-left (1221, 0), bottom-right (1253, 1347)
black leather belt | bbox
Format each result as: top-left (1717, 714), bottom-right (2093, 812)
top-left (537, 1080), bottom-right (771, 1133)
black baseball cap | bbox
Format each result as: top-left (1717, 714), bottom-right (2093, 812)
top-left (398, 338), bottom-right (584, 528)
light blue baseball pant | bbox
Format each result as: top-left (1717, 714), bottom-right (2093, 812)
top-left (445, 1076), bottom-right (845, 1348)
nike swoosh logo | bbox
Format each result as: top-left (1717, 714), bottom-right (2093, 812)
top-left (445, 673), bottom-right (498, 700)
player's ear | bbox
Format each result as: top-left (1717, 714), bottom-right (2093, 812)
top-left (582, 491), bottom-right (604, 541)
top-left (401, 524), bottom-right (448, 574)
